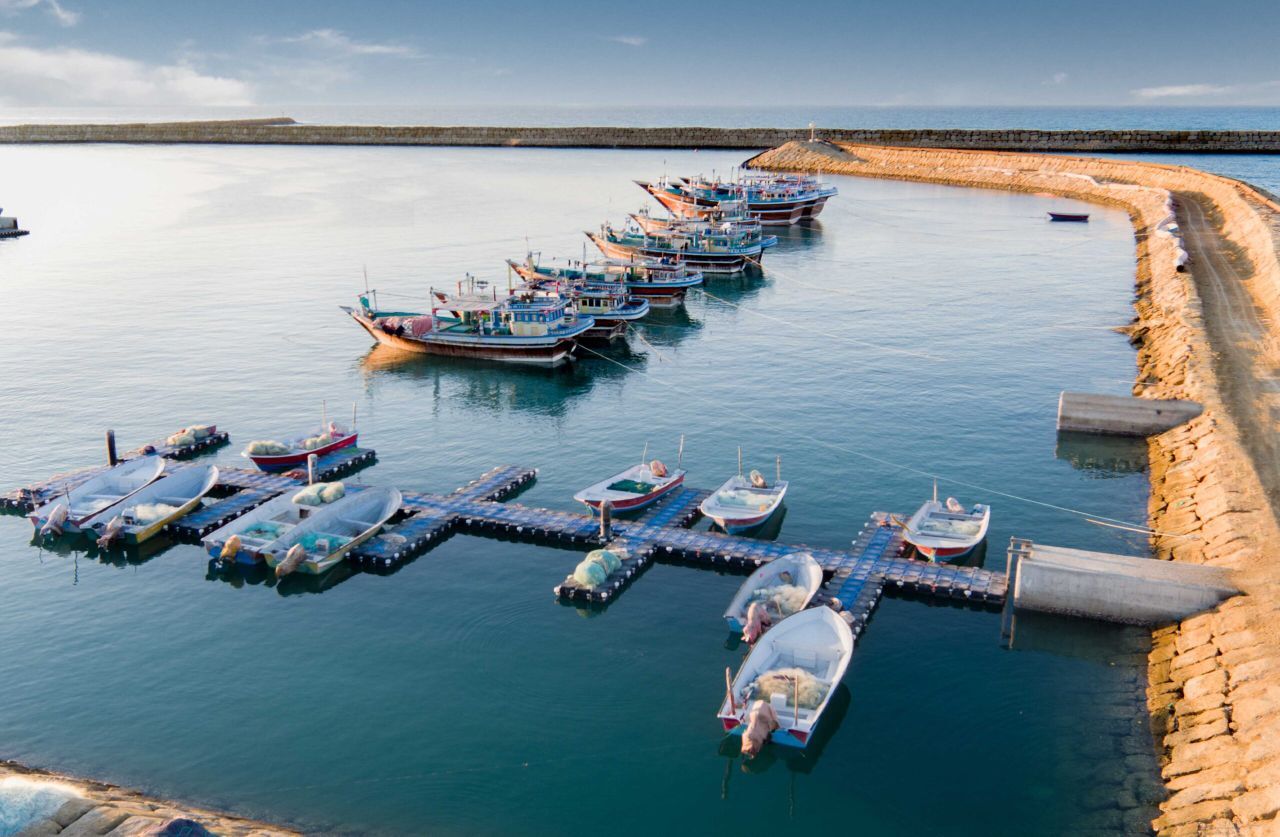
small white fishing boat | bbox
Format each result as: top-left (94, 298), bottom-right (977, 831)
top-left (262, 486), bottom-right (401, 576)
top-left (201, 492), bottom-right (315, 564)
top-left (700, 453), bottom-right (787, 534)
top-left (717, 606), bottom-right (853, 749)
top-left (573, 441), bottom-right (686, 513)
top-left (722, 551), bottom-right (823, 633)
top-left (82, 464), bottom-right (219, 546)
top-left (899, 484), bottom-right (991, 562)
top-left (28, 456), bottom-right (165, 536)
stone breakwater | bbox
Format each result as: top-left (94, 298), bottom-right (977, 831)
top-left (749, 140), bottom-right (1280, 835)
top-left (1, 120), bottom-right (1280, 151)
top-left (1, 761), bottom-right (295, 835)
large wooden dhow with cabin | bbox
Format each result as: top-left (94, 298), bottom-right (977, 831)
top-left (343, 279), bottom-right (594, 366)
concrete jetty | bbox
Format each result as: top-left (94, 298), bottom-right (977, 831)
top-left (1, 119), bottom-right (1280, 152)
top-left (749, 138), bottom-right (1280, 834)
top-left (1056, 391), bottom-right (1202, 436)
top-left (1010, 539), bottom-right (1237, 625)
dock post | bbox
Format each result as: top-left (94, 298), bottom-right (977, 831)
top-left (600, 500), bottom-right (612, 540)
top-left (105, 429), bottom-right (118, 466)
top-left (307, 453), bottom-right (318, 485)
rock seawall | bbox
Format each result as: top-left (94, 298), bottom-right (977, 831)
top-left (1, 121), bottom-right (1279, 151)
top-left (750, 140), bottom-right (1280, 834)
top-left (1, 760), bottom-right (295, 835)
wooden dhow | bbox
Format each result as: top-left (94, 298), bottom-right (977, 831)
top-left (343, 277), bottom-right (594, 366)
top-left (587, 221), bottom-right (764, 274)
top-left (507, 254), bottom-right (702, 308)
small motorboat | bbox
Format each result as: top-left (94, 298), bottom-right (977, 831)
top-left (81, 464), bottom-right (219, 546)
top-left (28, 455), bottom-right (165, 536)
top-left (700, 453), bottom-right (788, 534)
top-left (243, 413), bottom-right (358, 472)
top-left (262, 486), bottom-right (401, 576)
top-left (1048, 212), bottom-right (1090, 222)
top-left (573, 442), bottom-right (686, 513)
top-left (898, 485), bottom-right (991, 562)
top-left (202, 490), bottom-right (318, 564)
top-left (717, 606), bottom-right (853, 749)
top-left (722, 551), bottom-right (823, 634)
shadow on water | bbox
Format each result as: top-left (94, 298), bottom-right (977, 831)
top-left (205, 558), bottom-right (359, 596)
top-left (716, 683), bottom-right (851, 784)
top-left (28, 530), bottom-right (175, 567)
top-left (768, 221), bottom-right (825, 252)
top-left (1054, 431), bottom-right (1150, 477)
top-left (355, 343), bottom-right (642, 417)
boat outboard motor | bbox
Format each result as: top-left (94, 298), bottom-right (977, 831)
top-left (95, 515), bottom-right (124, 548)
top-left (39, 504), bottom-right (69, 538)
top-left (741, 700), bottom-right (779, 758)
top-left (219, 534), bottom-right (242, 563)
top-left (275, 543), bottom-right (307, 578)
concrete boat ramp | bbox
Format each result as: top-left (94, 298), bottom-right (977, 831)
top-left (1, 425), bottom-right (1238, 645)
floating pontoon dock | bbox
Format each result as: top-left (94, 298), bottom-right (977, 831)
top-left (2, 428), bottom-right (1008, 647)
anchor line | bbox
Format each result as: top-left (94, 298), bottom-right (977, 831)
top-left (573, 343), bottom-right (1191, 539)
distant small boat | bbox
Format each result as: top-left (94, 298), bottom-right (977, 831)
top-left (574, 441), bottom-right (686, 512)
top-left (1048, 212), bottom-right (1090, 222)
top-left (28, 455), bottom-right (165, 535)
top-left (722, 551), bottom-right (823, 633)
top-left (717, 606), bottom-right (853, 749)
top-left (899, 486), bottom-right (991, 562)
top-left (262, 486), bottom-right (402, 576)
top-left (700, 453), bottom-right (788, 534)
top-left (82, 464), bottom-right (219, 546)
top-left (0, 209), bottom-right (29, 238)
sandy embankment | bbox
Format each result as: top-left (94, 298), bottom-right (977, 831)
top-left (749, 140), bottom-right (1280, 835)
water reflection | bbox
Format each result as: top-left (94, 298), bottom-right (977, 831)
top-left (1055, 431), bottom-right (1150, 476)
top-left (716, 684), bottom-right (851, 780)
top-left (204, 558), bottom-right (358, 596)
top-left (356, 343), bottom-right (641, 417)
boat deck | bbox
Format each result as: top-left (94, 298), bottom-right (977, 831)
top-left (0, 427), bottom-right (231, 512)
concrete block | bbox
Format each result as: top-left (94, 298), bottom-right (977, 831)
top-left (1012, 541), bottom-right (1238, 625)
top-left (1057, 391), bottom-right (1203, 436)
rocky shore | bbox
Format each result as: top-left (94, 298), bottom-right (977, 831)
top-left (1, 761), bottom-right (295, 836)
top-left (748, 140), bottom-right (1280, 834)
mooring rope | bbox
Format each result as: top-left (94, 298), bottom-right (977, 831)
top-left (574, 343), bottom-right (1193, 539)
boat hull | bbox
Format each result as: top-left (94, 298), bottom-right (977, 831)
top-left (577, 473), bottom-right (685, 512)
top-left (911, 542), bottom-right (979, 562)
top-left (590, 235), bottom-right (757, 274)
top-left (641, 182), bottom-right (831, 226)
top-left (347, 308), bottom-right (579, 366)
top-left (248, 432), bottom-right (358, 471)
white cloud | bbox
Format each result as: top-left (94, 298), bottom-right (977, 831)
top-left (263, 28), bottom-right (418, 58)
top-left (1045, 72), bottom-right (1068, 86)
top-left (1132, 83), bottom-right (1232, 99)
top-left (608, 35), bottom-right (647, 47)
top-left (0, 33), bottom-right (253, 105)
top-left (0, 0), bottom-right (79, 26)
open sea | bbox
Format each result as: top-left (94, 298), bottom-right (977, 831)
top-left (0, 105), bottom-right (1273, 834)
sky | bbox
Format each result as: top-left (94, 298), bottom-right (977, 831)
top-left (0, 0), bottom-right (1277, 110)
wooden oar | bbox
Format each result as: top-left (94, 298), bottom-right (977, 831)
top-left (725, 667), bottom-right (736, 715)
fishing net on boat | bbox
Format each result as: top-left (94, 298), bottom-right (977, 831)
top-left (715, 488), bottom-right (776, 511)
top-left (166, 431), bottom-right (196, 447)
top-left (128, 503), bottom-right (180, 525)
top-left (292, 482), bottom-right (344, 506)
top-left (748, 584), bottom-right (809, 617)
top-left (297, 532), bottom-right (351, 553)
top-left (300, 433), bottom-right (334, 451)
top-left (245, 440), bottom-right (290, 456)
top-left (241, 521), bottom-right (287, 540)
top-left (187, 424), bottom-right (213, 440)
top-left (749, 667), bottom-right (829, 710)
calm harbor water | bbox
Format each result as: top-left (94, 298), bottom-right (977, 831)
top-left (0, 144), bottom-right (1161, 834)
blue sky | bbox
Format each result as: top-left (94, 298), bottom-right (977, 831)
top-left (0, 0), bottom-right (1276, 108)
